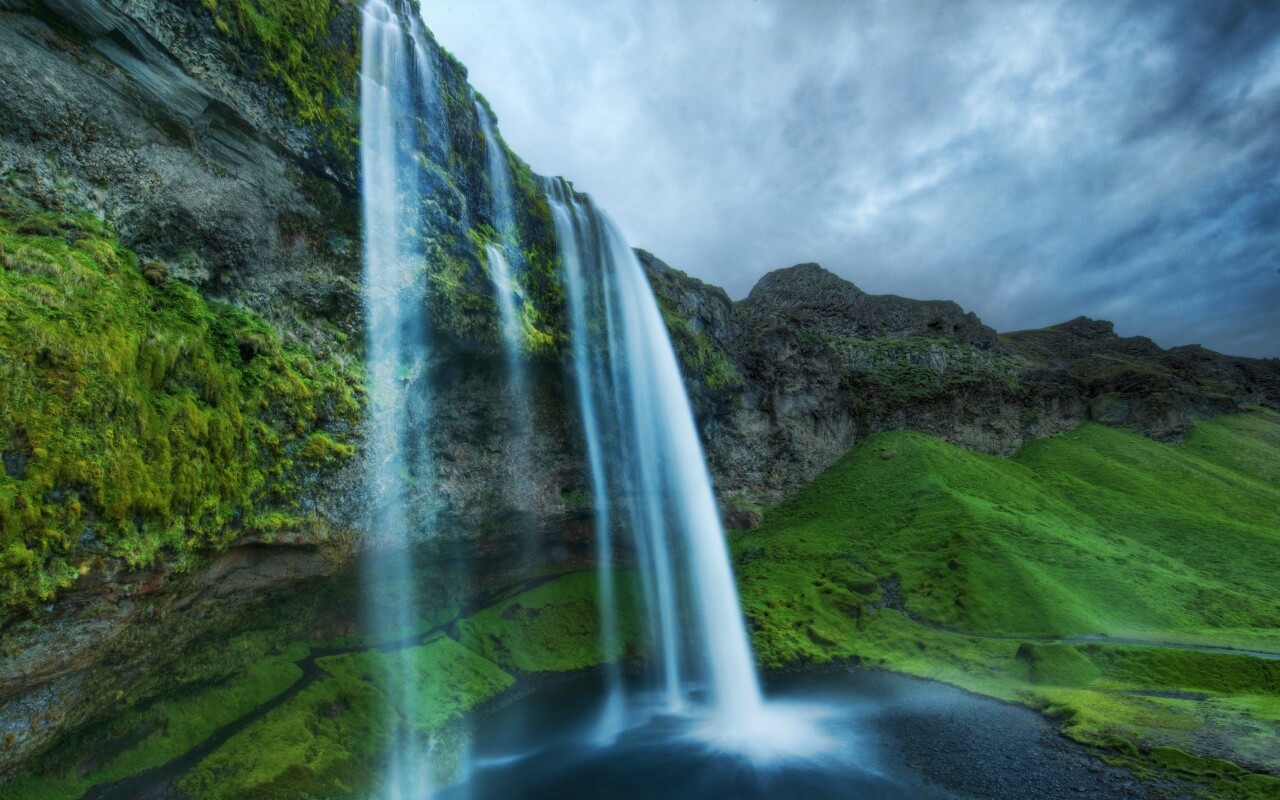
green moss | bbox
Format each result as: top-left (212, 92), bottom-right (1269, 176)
top-left (177, 661), bottom-right (384, 800)
top-left (8, 644), bottom-right (309, 800)
top-left (1016, 642), bottom-right (1100, 686)
top-left (0, 199), bottom-right (361, 615)
top-left (321, 637), bottom-right (515, 730)
top-left (178, 636), bottom-right (514, 798)
top-left (201, 0), bottom-right (361, 169)
top-left (508, 154), bottom-right (567, 356)
top-left (465, 145), bottom-right (567, 356)
top-left (299, 431), bottom-right (357, 467)
top-left (456, 571), bottom-right (640, 673)
top-left (121, 572), bottom-right (625, 799)
top-left (659, 306), bottom-right (743, 390)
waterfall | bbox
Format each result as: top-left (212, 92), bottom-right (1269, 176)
top-left (360, 0), bottom-right (445, 795)
top-left (543, 178), bottom-right (767, 739)
top-left (476, 100), bottom-right (524, 349)
top-left (475, 99), bottom-right (536, 541)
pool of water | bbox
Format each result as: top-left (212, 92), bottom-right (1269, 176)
top-left (435, 668), bottom-right (1114, 800)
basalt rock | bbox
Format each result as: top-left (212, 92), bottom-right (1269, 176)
top-left (1003, 318), bottom-right (1280, 441)
top-left (741, 262), bottom-right (998, 347)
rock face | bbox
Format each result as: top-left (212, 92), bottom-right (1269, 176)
top-left (1002, 318), bottom-right (1280, 440)
top-left (0, 0), bottom-right (364, 338)
top-left (1, 0), bottom-right (1278, 781)
top-left (742, 263), bottom-right (998, 347)
top-left (643, 256), bottom-right (1280, 512)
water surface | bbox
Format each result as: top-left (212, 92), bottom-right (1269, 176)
top-left (439, 669), bottom-right (1156, 800)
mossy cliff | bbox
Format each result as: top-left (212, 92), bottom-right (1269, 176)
top-left (0, 0), bottom-right (594, 774)
top-left (0, 193), bottom-right (360, 617)
top-left (0, 186), bottom-right (364, 771)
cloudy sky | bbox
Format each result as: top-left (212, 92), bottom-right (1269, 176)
top-left (425, 0), bottom-right (1280, 357)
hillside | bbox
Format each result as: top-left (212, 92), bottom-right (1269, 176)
top-left (734, 409), bottom-right (1280, 798)
top-left (13, 412), bottom-right (1279, 799)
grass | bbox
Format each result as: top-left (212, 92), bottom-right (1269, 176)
top-left (738, 411), bottom-right (1280, 642)
top-left (456, 570), bottom-right (641, 673)
top-left (178, 636), bottom-right (514, 800)
top-left (734, 408), bottom-right (1280, 794)
top-left (170, 571), bottom-right (637, 798)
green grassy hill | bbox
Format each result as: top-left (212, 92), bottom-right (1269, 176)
top-left (735, 408), bottom-right (1280, 798)
top-left (738, 409), bottom-right (1280, 645)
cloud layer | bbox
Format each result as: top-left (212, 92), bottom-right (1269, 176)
top-left (426, 0), bottom-right (1280, 356)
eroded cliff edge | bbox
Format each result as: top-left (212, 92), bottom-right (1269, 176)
top-left (0, 0), bottom-right (1278, 779)
top-left (644, 253), bottom-right (1280, 520)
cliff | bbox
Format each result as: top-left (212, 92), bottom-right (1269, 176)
top-left (0, 0), bottom-right (577, 773)
top-left (643, 253), bottom-right (1280, 519)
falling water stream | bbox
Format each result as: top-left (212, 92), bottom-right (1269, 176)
top-left (476, 100), bottom-right (525, 352)
top-left (360, 0), bottom-right (446, 796)
top-left (544, 179), bottom-right (771, 745)
top-left (475, 100), bottom-right (535, 533)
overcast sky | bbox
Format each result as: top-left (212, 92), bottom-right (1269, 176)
top-left (425, 0), bottom-right (1280, 357)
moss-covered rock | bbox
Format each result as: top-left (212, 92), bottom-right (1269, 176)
top-left (0, 194), bottom-right (361, 616)
top-left (199, 0), bottom-right (362, 170)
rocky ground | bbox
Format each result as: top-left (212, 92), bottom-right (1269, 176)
top-left (642, 251), bottom-right (1280, 514)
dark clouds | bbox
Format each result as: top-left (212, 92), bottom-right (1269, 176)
top-left (426, 0), bottom-right (1280, 357)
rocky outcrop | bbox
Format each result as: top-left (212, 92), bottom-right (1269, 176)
top-left (0, 537), bottom-right (340, 771)
top-left (1002, 318), bottom-right (1280, 440)
top-left (0, 0), bottom-right (365, 342)
top-left (644, 258), bottom-right (1280, 514)
top-left (741, 263), bottom-right (997, 347)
